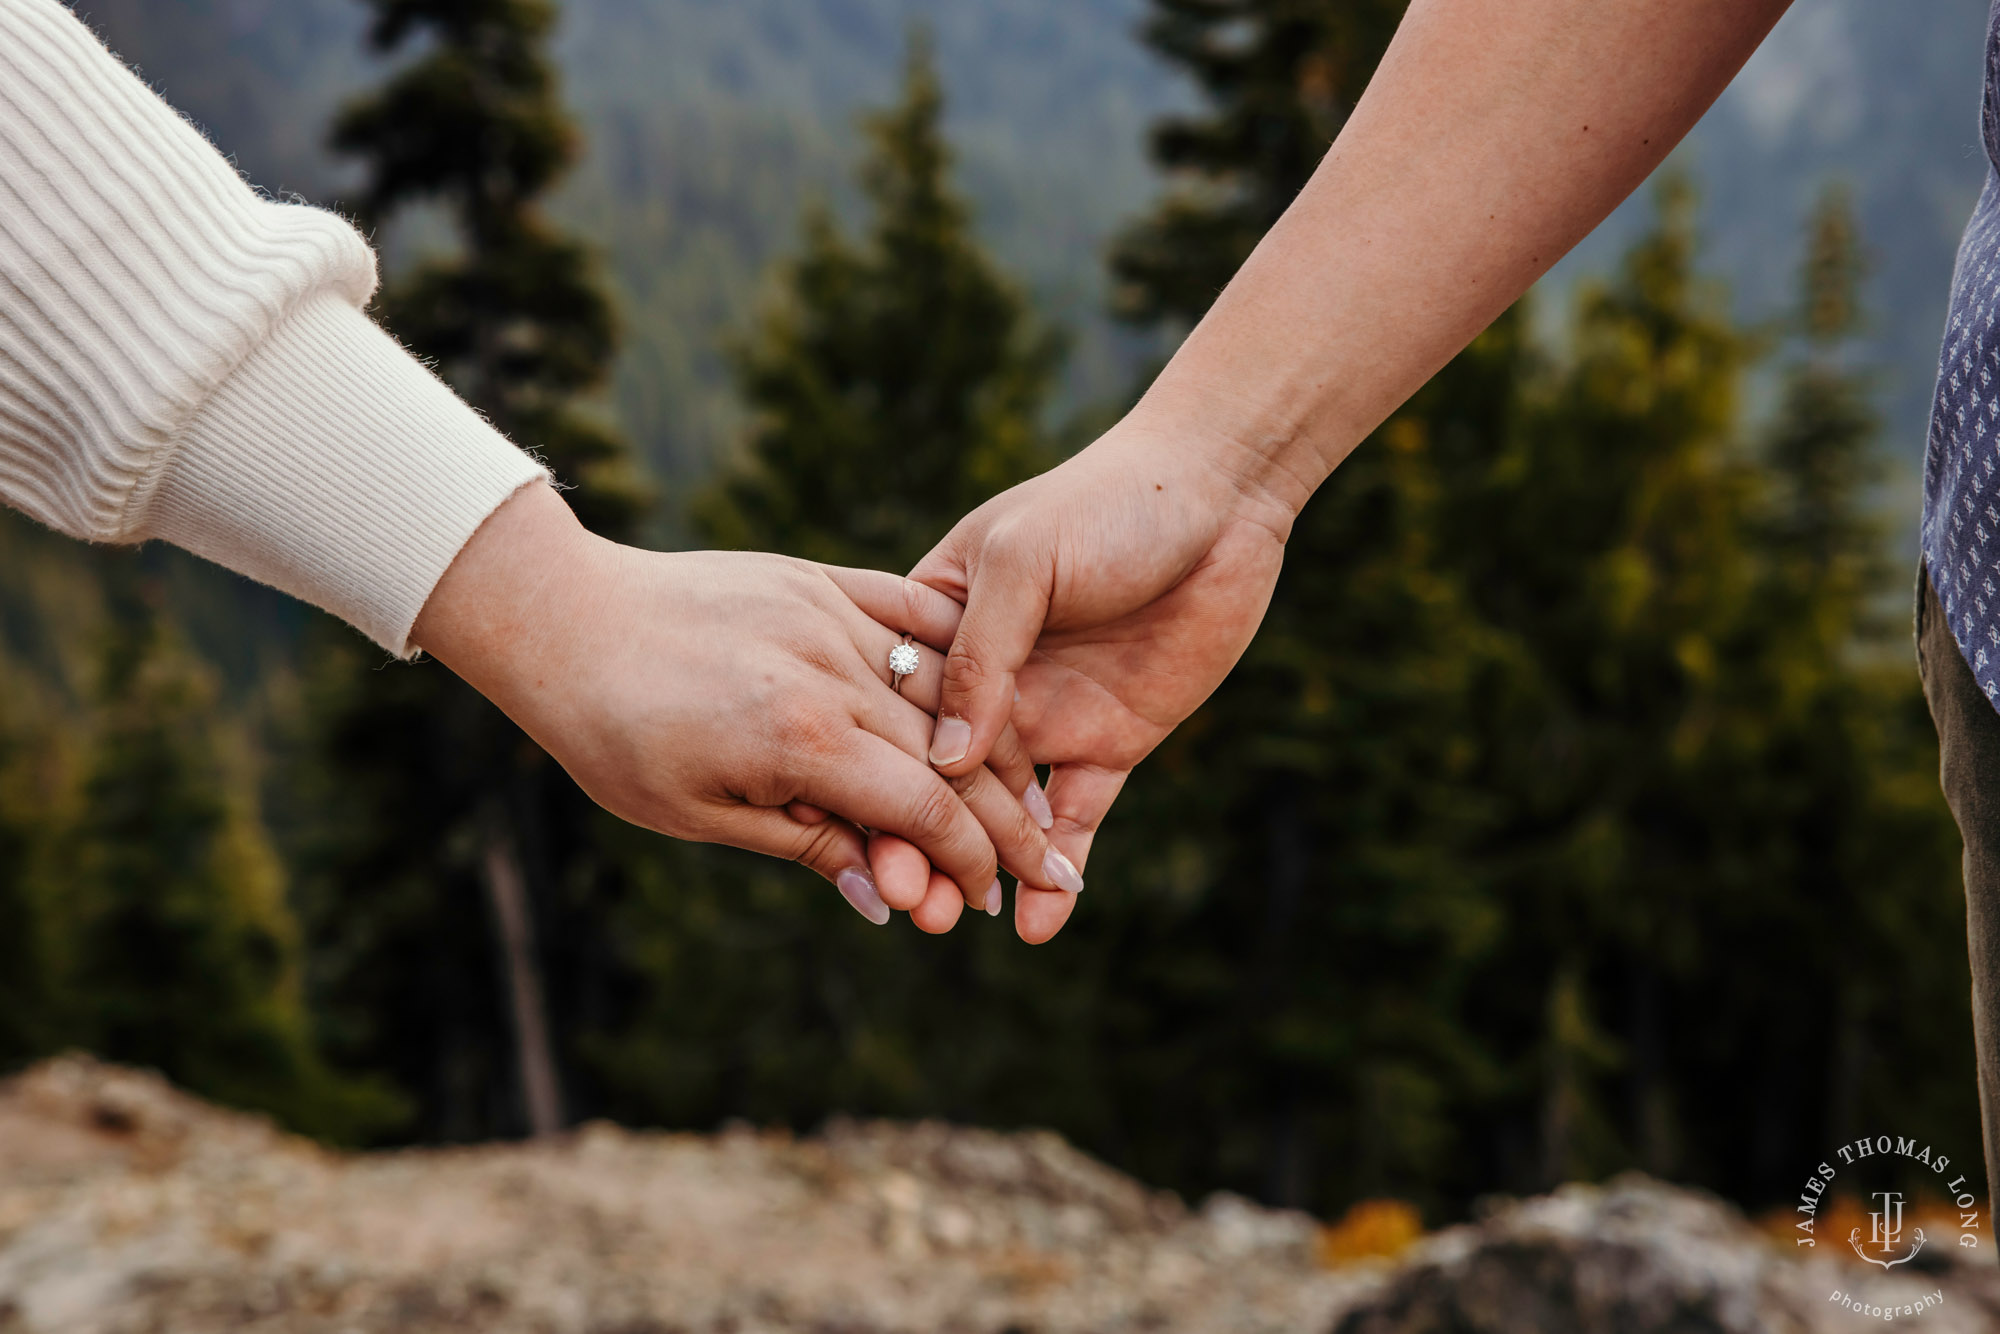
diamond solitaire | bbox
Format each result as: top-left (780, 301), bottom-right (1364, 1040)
top-left (888, 642), bottom-right (920, 677)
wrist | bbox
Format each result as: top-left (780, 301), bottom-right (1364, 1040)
top-left (1112, 382), bottom-right (1329, 541)
top-left (410, 481), bottom-right (608, 706)
top-left (147, 295), bottom-right (551, 655)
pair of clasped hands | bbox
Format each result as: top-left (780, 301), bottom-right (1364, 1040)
top-left (411, 404), bottom-right (1294, 943)
top-left (408, 0), bottom-right (1792, 940)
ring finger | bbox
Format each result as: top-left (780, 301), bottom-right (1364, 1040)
top-left (852, 676), bottom-right (1081, 901)
top-left (870, 632), bottom-right (1045, 826)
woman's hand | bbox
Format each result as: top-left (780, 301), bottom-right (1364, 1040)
top-left (910, 418), bottom-right (1295, 942)
top-left (410, 482), bottom-right (1068, 922)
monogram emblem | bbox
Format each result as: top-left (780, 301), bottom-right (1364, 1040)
top-left (1849, 1190), bottom-right (1927, 1270)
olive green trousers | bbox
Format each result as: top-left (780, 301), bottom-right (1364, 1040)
top-left (1919, 563), bottom-right (2000, 1208)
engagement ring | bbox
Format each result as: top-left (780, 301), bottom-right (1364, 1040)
top-left (888, 635), bottom-right (919, 692)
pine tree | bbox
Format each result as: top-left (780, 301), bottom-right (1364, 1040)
top-left (1089, 0), bottom-right (1971, 1219)
top-left (1092, 0), bottom-right (1508, 1216)
top-left (1433, 186), bottom-right (1971, 1204)
top-left (1446, 184), bottom-right (1765, 1191)
top-left (0, 657), bottom-right (62, 1071)
top-left (695, 36), bottom-right (1057, 571)
top-left (333, 0), bottom-right (645, 534)
top-left (589, 40), bottom-right (1073, 1135)
top-left (1109, 0), bottom-right (1408, 328)
top-left (1668, 190), bottom-right (1970, 1199)
top-left (61, 573), bottom-right (398, 1139)
top-left (1080, 378), bottom-right (1508, 1213)
top-left (304, 0), bottom-right (644, 1140)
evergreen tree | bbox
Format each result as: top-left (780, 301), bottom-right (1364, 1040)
top-left (1666, 190), bottom-right (1969, 1198)
top-left (303, 0), bottom-right (644, 1140)
top-left (1446, 184), bottom-right (1767, 1192)
top-left (333, 0), bottom-right (645, 533)
top-left (1082, 372), bottom-right (1509, 1212)
top-left (1097, 0), bottom-right (1505, 1215)
top-left (0, 658), bottom-right (63, 1071)
top-left (61, 575), bottom-right (397, 1139)
top-left (696, 37), bottom-right (1057, 571)
top-left (1109, 0), bottom-right (1407, 327)
top-left (591, 40), bottom-right (1069, 1134)
top-left (1392, 187), bottom-right (1967, 1203)
top-left (1095, 0), bottom-right (1970, 1219)
top-left (584, 47), bottom-right (1136, 1144)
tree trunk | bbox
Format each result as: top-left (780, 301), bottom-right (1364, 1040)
top-left (480, 809), bottom-right (563, 1138)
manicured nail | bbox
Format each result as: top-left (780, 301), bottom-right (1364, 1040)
top-left (985, 879), bottom-right (1002, 916)
top-left (1042, 848), bottom-right (1084, 894)
top-left (929, 716), bottom-right (971, 766)
top-left (836, 868), bottom-right (891, 925)
top-left (1021, 781), bottom-right (1054, 830)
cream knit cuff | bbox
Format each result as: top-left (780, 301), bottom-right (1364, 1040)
top-left (143, 293), bottom-right (550, 656)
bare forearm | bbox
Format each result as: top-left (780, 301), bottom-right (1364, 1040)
top-left (1135, 0), bottom-right (1791, 516)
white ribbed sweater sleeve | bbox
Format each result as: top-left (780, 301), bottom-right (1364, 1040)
top-left (0, 0), bottom-right (550, 654)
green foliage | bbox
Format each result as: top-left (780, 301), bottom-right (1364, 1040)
top-left (1068, 2), bottom-right (1966, 1217)
top-left (0, 525), bottom-right (396, 1141)
top-left (0, 0), bottom-right (1955, 1227)
top-left (1449, 187), bottom-right (1970, 1201)
top-left (1081, 383), bottom-right (1514, 1209)
top-left (1083, 0), bottom-right (1504, 1212)
top-left (52, 580), bottom-right (400, 1140)
top-left (590, 38), bottom-right (1069, 1129)
top-left (1071, 176), bottom-right (1969, 1217)
top-left (696, 38), bottom-right (1058, 571)
top-left (302, 0), bottom-right (644, 1139)
top-left (0, 658), bottom-right (64, 1071)
top-left (1109, 0), bottom-right (1407, 327)
top-left (333, 0), bottom-right (645, 533)
top-left (587, 2), bottom-right (1969, 1224)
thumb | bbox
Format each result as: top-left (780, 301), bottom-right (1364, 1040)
top-left (917, 537), bottom-right (1049, 778)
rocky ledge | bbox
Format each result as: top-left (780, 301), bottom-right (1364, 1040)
top-left (1, 1056), bottom-right (1997, 1333)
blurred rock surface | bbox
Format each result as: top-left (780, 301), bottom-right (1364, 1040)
top-left (1339, 1177), bottom-right (2000, 1334)
top-left (0, 1056), bottom-right (1996, 1333)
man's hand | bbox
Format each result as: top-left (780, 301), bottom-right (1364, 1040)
top-left (411, 482), bottom-right (1070, 922)
top-left (911, 419), bottom-right (1292, 942)
top-left (912, 0), bottom-right (1792, 942)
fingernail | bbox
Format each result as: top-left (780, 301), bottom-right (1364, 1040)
top-left (1042, 848), bottom-right (1084, 894)
top-left (836, 868), bottom-right (891, 925)
top-left (1021, 781), bottom-right (1054, 830)
top-left (985, 879), bottom-right (1002, 916)
top-left (929, 716), bottom-right (972, 766)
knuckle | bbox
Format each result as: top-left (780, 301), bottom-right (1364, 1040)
top-left (770, 696), bottom-right (843, 755)
top-left (1053, 814), bottom-right (1098, 840)
top-left (988, 744), bottom-right (1032, 787)
top-left (791, 636), bottom-right (847, 685)
top-left (985, 513), bottom-right (1045, 569)
top-left (943, 640), bottom-right (996, 693)
top-left (792, 820), bottom-right (846, 871)
top-left (898, 576), bottom-right (930, 630)
top-left (907, 782), bottom-right (965, 843)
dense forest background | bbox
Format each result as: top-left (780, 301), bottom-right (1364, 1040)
top-left (66, 0), bottom-right (1991, 499)
top-left (1, 0), bottom-right (1991, 1223)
